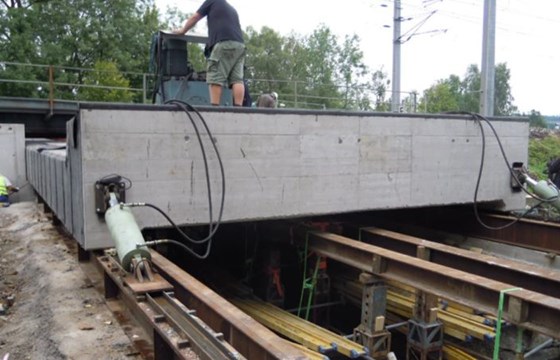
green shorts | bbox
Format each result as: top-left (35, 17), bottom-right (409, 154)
top-left (207, 41), bottom-right (246, 87)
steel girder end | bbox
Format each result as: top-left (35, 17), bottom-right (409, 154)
top-left (330, 342), bottom-right (338, 351)
top-left (318, 345), bottom-right (328, 353)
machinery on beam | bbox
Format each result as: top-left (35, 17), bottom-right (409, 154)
top-left (150, 31), bottom-right (232, 106)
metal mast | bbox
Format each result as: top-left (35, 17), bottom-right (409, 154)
top-left (391, 0), bottom-right (402, 112)
top-left (480, 0), bottom-right (496, 116)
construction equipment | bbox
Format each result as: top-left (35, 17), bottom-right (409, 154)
top-left (520, 172), bottom-right (560, 211)
top-left (149, 31), bottom-right (232, 105)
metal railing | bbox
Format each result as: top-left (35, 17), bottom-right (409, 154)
top-left (0, 61), bottom-right (419, 111)
top-left (0, 61), bottom-right (153, 104)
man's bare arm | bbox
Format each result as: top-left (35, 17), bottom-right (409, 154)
top-left (173, 12), bottom-right (203, 34)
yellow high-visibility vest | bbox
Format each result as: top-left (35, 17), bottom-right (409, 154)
top-left (0, 176), bottom-right (8, 196)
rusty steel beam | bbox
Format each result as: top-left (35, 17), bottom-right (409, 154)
top-left (359, 227), bottom-right (560, 299)
top-left (305, 230), bottom-right (560, 339)
top-left (388, 209), bottom-right (560, 255)
top-left (461, 213), bottom-right (560, 254)
top-left (99, 255), bottom-right (195, 360)
top-left (341, 208), bottom-right (560, 255)
top-left (150, 251), bottom-right (307, 360)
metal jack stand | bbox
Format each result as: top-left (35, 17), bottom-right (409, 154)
top-left (406, 246), bottom-right (443, 360)
top-left (353, 272), bottom-right (391, 358)
top-left (406, 319), bottom-right (443, 360)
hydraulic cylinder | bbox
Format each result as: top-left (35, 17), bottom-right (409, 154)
top-left (105, 202), bottom-right (151, 271)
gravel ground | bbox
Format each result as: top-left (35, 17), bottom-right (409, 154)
top-left (0, 202), bottom-right (141, 360)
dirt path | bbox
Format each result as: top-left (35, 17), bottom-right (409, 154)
top-left (0, 202), bottom-right (140, 360)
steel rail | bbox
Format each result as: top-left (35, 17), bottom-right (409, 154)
top-left (99, 255), bottom-right (199, 360)
top-left (359, 227), bottom-right (560, 298)
top-left (149, 251), bottom-right (308, 360)
top-left (305, 230), bottom-right (560, 339)
top-left (146, 292), bottom-right (243, 360)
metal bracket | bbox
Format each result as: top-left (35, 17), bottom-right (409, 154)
top-left (94, 176), bottom-right (126, 215)
top-left (511, 162), bottom-right (525, 191)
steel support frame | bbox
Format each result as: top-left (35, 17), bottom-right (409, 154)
top-left (354, 329), bottom-right (391, 358)
top-left (353, 272), bottom-right (391, 357)
top-left (305, 231), bottom-right (560, 339)
top-left (406, 319), bottom-right (443, 360)
top-left (360, 227), bottom-right (560, 298)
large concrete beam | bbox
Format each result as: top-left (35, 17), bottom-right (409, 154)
top-left (28, 105), bottom-right (528, 249)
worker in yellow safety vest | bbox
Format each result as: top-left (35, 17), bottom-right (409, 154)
top-left (0, 174), bottom-right (19, 207)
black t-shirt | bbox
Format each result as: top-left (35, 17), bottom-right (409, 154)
top-left (197, 0), bottom-right (244, 47)
top-left (548, 158), bottom-right (560, 188)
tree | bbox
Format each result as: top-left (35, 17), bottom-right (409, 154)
top-left (494, 63), bottom-right (517, 115)
top-left (336, 34), bottom-right (369, 110)
top-left (420, 76), bottom-right (461, 113)
top-left (420, 63), bottom-right (517, 115)
top-left (300, 25), bottom-right (342, 109)
top-left (78, 60), bottom-right (134, 102)
top-left (0, 6), bottom-right (384, 108)
top-left (244, 26), bottom-right (291, 94)
top-left (244, 24), bottom-right (374, 110)
top-left (528, 109), bottom-right (547, 128)
top-left (369, 69), bottom-right (390, 111)
top-left (0, 0), bottom-right (161, 101)
top-left (460, 64), bottom-right (480, 112)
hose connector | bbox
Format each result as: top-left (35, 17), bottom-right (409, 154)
top-left (122, 202), bottom-right (146, 208)
top-left (138, 239), bottom-right (170, 248)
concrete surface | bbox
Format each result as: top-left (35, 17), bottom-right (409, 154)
top-left (27, 106), bottom-right (529, 249)
top-left (0, 124), bottom-right (32, 202)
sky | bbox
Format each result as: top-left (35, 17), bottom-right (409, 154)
top-left (154, 0), bottom-right (560, 115)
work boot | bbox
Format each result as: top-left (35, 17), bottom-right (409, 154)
top-left (1, 202), bottom-right (10, 207)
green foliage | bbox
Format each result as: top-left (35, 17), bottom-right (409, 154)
top-left (420, 77), bottom-right (461, 113)
top-left (244, 25), bottom-right (380, 110)
top-left (460, 65), bottom-right (480, 112)
top-left (0, 3), bottom-right (388, 108)
top-left (494, 63), bottom-right (517, 115)
top-left (0, 0), bottom-right (162, 101)
top-left (369, 69), bottom-right (390, 111)
top-left (419, 63), bottom-right (517, 115)
top-left (528, 109), bottom-right (547, 128)
top-left (78, 61), bottom-right (134, 102)
top-left (529, 135), bottom-right (560, 179)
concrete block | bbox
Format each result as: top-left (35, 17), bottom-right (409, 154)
top-left (26, 108), bottom-right (529, 250)
top-left (359, 135), bottom-right (412, 174)
top-left (0, 124), bottom-right (29, 202)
